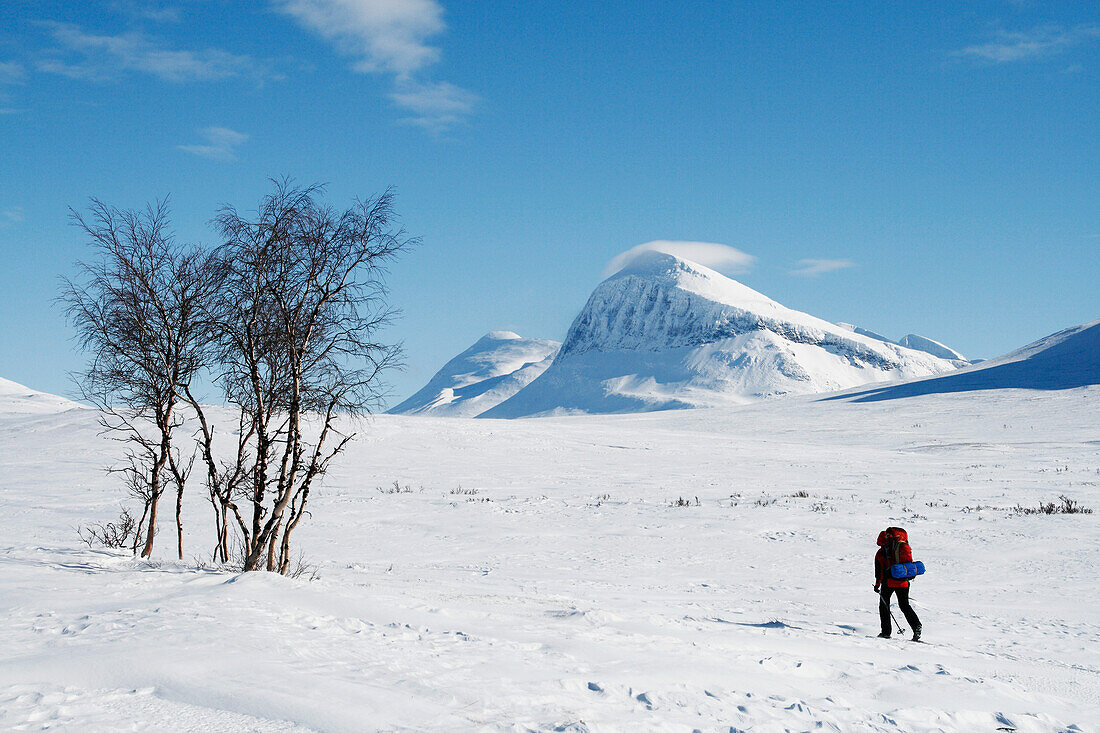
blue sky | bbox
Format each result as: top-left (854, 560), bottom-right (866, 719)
top-left (1, 0), bottom-right (1097, 405)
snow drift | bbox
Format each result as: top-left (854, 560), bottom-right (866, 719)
top-left (483, 251), bottom-right (964, 417)
top-left (388, 332), bottom-right (560, 417)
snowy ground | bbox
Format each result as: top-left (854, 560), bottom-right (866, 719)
top-left (1, 385), bottom-right (1098, 731)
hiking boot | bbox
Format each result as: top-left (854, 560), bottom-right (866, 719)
top-left (911, 627), bottom-right (922, 642)
top-left (876, 631), bottom-right (891, 638)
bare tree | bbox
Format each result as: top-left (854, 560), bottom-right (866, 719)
top-left (60, 199), bottom-right (219, 559)
top-left (192, 180), bottom-right (412, 572)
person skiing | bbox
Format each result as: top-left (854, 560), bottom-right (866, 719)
top-left (874, 526), bottom-right (922, 641)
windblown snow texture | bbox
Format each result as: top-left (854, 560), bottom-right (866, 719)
top-left (388, 332), bottom-right (560, 417)
top-left (833, 319), bottom-right (1100, 402)
top-left (484, 252), bottom-right (963, 417)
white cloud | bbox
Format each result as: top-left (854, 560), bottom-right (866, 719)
top-left (38, 22), bottom-right (270, 83)
top-left (2, 207), bottom-right (25, 223)
top-left (134, 3), bottom-right (182, 23)
top-left (0, 61), bottom-right (24, 110)
top-left (790, 259), bottom-right (855, 277)
top-left (178, 126), bottom-right (249, 161)
top-left (604, 241), bottom-right (757, 277)
top-left (276, 0), bottom-right (445, 76)
top-left (0, 61), bottom-right (25, 84)
top-left (391, 79), bottom-right (478, 131)
top-left (956, 24), bottom-right (1100, 64)
top-left (276, 0), bottom-right (476, 131)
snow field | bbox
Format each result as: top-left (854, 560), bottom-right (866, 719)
top-left (1, 386), bottom-right (1098, 731)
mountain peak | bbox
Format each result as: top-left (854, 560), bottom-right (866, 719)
top-left (481, 330), bottom-right (523, 341)
top-left (607, 250), bottom-right (783, 316)
top-left (484, 258), bottom-right (963, 417)
top-left (389, 333), bottom-right (560, 417)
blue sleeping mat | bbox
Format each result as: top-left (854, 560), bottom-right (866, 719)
top-left (889, 561), bottom-right (926, 580)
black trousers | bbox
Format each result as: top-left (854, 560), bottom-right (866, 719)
top-left (879, 585), bottom-right (921, 634)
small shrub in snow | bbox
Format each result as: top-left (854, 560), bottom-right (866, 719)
top-left (1013, 495), bottom-right (1092, 515)
top-left (789, 490), bottom-right (811, 498)
top-left (77, 508), bottom-right (137, 550)
top-left (450, 486), bottom-right (479, 495)
top-left (670, 496), bottom-right (700, 507)
top-left (285, 555), bottom-right (320, 581)
top-left (378, 481), bottom-right (417, 494)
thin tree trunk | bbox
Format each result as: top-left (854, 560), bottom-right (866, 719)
top-left (243, 530), bottom-right (265, 571)
top-left (277, 516), bottom-right (294, 575)
top-left (212, 499), bottom-right (227, 563)
top-left (141, 444), bottom-right (172, 558)
top-left (132, 499), bottom-right (151, 556)
top-left (175, 482), bottom-right (184, 560)
top-left (141, 487), bottom-right (160, 558)
top-left (266, 519), bottom-right (281, 571)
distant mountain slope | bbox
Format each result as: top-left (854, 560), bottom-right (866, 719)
top-left (483, 252), bottom-right (963, 417)
top-left (835, 323), bottom-right (967, 360)
top-left (831, 319), bottom-right (1100, 402)
top-left (389, 332), bottom-right (560, 417)
top-left (835, 322), bottom-right (893, 344)
top-left (897, 334), bottom-right (967, 361)
top-left (0, 377), bottom-right (85, 414)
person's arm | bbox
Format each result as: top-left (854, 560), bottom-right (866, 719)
top-left (874, 550), bottom-right (883, 590)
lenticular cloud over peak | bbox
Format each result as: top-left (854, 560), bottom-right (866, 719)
top-left (604, 240), bottom-right (755, 278)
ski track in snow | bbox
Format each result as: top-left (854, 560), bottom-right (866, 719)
top-left (0, 387), bottom-right (1098, 731)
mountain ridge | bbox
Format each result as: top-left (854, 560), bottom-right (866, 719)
top-left (831, 319), bottom-right (1100, 402)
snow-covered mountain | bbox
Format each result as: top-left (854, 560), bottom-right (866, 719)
top-left (483, 251), bottom-right (965, 417)
top-left (0, 377), bottom-right (85, 414)
top-left (836, 318), bottom-right (1100, 402)
top-left (389, 331), bottom-right (560, 417)
top-left (835, 323), bottom-right (967, 360)
top-left (835, 322), bottom-right (893, 344)
top-left (897, 333), bottom-right (967, 361)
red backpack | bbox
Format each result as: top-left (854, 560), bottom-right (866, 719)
top-left (877, 526), bottom-right (910, 565)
